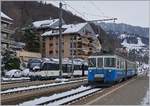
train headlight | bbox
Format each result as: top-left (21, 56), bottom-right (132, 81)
top-left (109, 70), bottom-right (112, 72)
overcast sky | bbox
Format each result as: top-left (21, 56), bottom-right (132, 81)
top-left (46, 0), bottom-right (150, 28)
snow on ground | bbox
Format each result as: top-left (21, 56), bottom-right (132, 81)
top-left (1, 77), bottom-right (30, 81)
top-left (19, 86), bottom-right (91, 106)
top-left (1, 79), bottom-right (86, 94)
top-left (141, 88), bottom-right (150, 105)
top-left (137, 64), bottom-right (150, 76)
top-left (55, 78), bottom-right (69, 82)
top-left (49, 88), bottom-right (100, 105)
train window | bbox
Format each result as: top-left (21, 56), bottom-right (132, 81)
top-left (97, 58), bottom-right (103, 68)
top-left (120, 59), bottom-right (125, 69)
top-left (74, 65), bottom-right (81, 70)
top-left (42, 63), bottom-right (59, 70)
top-left (117, 59), bottom-right (120, 69)
top-left (88, 58), bottom-right (96, 67)
top-left (127, 61), bottom-right (132, 69)
top-left (104, 58), bottom-right (116, 67)
top-left (28, 59), bottom-right (42, 69)
top-left (62, 64), bottom-right (68, 72)
top-left (85, 65), bottom-right (88, 70)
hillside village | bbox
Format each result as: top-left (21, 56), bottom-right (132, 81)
top-left (1, 1), bottom-right (149, 75)
top-left (1, 1), bottom-right (149, 106)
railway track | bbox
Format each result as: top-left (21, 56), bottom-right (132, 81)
top-left (1, 79), bottom-right (87, 105)
top-left (1, 79), bottom-right (30, 85)
top-left (18, 85), bottom-right (102, 105)
top-left (37, 86), bottom-right (101, 105)
top-left (1, 77), bottom-right (86, 91)
top-left (1, 79), bottom-right (87, 95)
top-left (2, 77), bottom-right (137, 105)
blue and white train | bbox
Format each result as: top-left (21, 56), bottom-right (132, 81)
top-left (88, 54), bottom-right (138, 84)
top-left (28, 58), bottom-right (88, 80)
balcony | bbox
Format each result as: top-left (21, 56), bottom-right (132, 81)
top-left (1, 37), bottom-right (10, 44)
top-left (1, 26), bottom-right (14, 34)
top-left (82, 40), bottom-right (89, 45)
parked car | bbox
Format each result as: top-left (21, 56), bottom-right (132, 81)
top-left (5, 69), bottom-right (22, 78)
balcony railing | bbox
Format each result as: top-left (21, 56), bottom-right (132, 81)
top-left (1, 26), bottom-right (14, 34)
top-left (1, 37), bottom-right (10, 44)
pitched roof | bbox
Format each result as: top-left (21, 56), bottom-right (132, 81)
top-left (63, 23), bottom-right (87, 34)
top-left (1, 11), bottom-right (13, 20)
top-left (32, 18), bottom-right (60, 29)
top-left (42, 22), bottom-right (87, 36)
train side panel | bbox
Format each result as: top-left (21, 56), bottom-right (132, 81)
top-left (88, 68), bottom-right (125, 83)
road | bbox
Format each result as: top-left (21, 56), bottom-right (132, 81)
top-left (87, 75), bottom-right (149, 105)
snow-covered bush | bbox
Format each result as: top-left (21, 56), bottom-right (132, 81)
top-left (5, 69), bottom-right (22, 78)
top-left (22, 68), bottom-right (30, 77)
top-left (137, 64), bottom-right (149, 76)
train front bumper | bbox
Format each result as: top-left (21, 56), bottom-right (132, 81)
top-left (94, 74), bottom-right (104, 81)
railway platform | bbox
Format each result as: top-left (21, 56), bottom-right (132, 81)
top-left (87, 75), bottom-right (149, 105)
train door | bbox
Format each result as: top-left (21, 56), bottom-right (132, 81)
top-left (67, 64), bottom-right (72, 77)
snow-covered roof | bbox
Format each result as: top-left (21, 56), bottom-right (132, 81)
top-left (32, 18), bottom-right (59, 28)
top-left (63, 23), bottom-right (87, 34)
top-left (1, 11), bottom-right (13, 20)
top-left (42, 22), bottom-right (87, 36)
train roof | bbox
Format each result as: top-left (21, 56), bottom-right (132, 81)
top-left (88, 54), bottom-right (136, 64)
top-left (41, 58), bottom-right (88, 65)
top-left (89, 54), bottom-right (118, 58)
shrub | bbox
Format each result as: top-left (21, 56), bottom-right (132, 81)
top-left (5, 57), bottom-right (21, 70)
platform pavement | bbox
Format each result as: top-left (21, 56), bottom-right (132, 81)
top-left (87, 75), bottom-right (149, 105)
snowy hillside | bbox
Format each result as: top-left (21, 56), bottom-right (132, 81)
top-left (115, 33), bottom-right (149, 63)
top-left (98, 22), bottom-right (149, 38)
top-left (121, 37), bottom-right (146, 51)
top-left (118, 34), bottom-right (130, 39)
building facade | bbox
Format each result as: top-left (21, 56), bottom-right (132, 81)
top-left (41, 22), bottom-right (101, 60)
top-left (16, 50), bottom-right (42, 62)
top-left (1, 11), bottom-right (13, 52)
top-left (32, 18), bottom-right (65, 57)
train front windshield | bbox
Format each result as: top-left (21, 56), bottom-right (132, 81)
top-left (88, 58), bottom-right (96, 67)
top-left (104, 58), bottom-right (116, 68)
top-left (28, 59), bottom-right (42, 70)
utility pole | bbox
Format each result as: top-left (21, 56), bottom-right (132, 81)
top-left (71, 35), bottom-right (74, 78)
top-left (59, 2), bottom-right (63, 78)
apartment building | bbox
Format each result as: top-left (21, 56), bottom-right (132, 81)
top-left (32, 18), bottom-right (65, 56)
top-left (1, 12), bottom-right (26, 53)
top-left (1, 11), bottom-right (13, 51)
top-left (41, 22), bottom-right (101, 60)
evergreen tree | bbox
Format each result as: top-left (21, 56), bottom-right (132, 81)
top-left (22, 27), bottom-right (40, 52)
top-left (5, 57), bottom-right (21, 70)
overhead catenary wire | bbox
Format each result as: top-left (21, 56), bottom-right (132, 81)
top-left (61, 1), bottom-right (117, 23)
top-left (62, 0), bottom-right (105, 21)
top-left (90, 1), bottom-right (117, 21)
top-left (89, 1), bottom-right (110, 19)
top-left (61, 0), bottom-right (88, 20)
